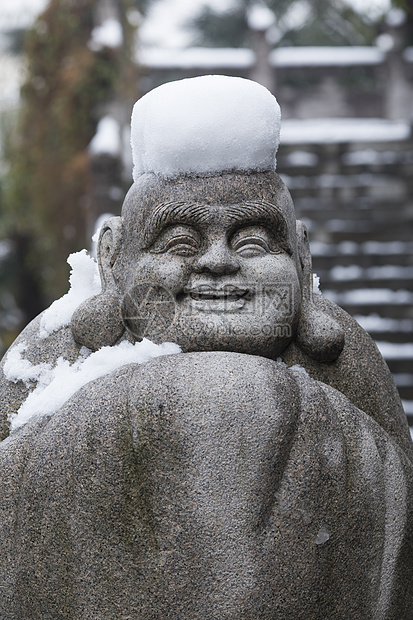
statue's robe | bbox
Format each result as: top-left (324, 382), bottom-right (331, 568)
top-left (0, 352), bottom-right (412, 619)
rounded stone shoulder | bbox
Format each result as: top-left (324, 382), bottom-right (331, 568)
top-left (284, 293), bottom-right (413, 461)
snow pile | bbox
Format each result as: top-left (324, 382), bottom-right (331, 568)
top-left (281, 118), bottom-right (410, 144)
top-left (89, 116), bottom-right (121, 157)
top-left (315, 525), bottom-right (330, 546)
top-left (342, 149), bottom-right (399, 166)
top-left (312, 273), bottom-right (321, 294)
top-left (354, 314), bottom-right (413, 333)
top-left (4, 343), bottom-right (52, 387)
top-left (270, 46), bottom-right (384, 67)
top-left (330, 265), bottom-right (363, 281)
top-left (375, 341), bottom-right (413, 360)
top-left (289, 364), bottom-right (309, 376)
top-left (284, 150), bottom-right (318, 167)
top-left (140, 46), bottom-right (386, 71)
top-left (311, 240), bottom-right (413, 258)
top-left (5, 339), bottom-right (181, 431)
top-left (5, 243), bottom-right (181, 432)
top-left (367, 265), bottom-right (413, 279)
top-left (139, 48), bottom-right (254, 70)
top-left (324, 288), bottom-right (413, 305)
top-left (362, 240), bottom-right (413, 255)
top-left (394, 374), bottom-right (413, 387)
top-left (403, 400), bottom-right (413, 415)
top-left (131, 75), bottom-right (281, 180)
top-left (39, 250), bottom-right (101, 339)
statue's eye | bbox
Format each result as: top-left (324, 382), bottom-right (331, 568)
top-left (235, 242), bottom-right (268, 258)
top-left (231, 226), bottom-right (277, 258)
top-left (150, 226), bottom-right (200, 257)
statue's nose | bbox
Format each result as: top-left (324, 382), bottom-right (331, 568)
top-left (193, 240), bottom-right (240, 275)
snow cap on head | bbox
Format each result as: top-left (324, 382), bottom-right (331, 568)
top-left (131, 75), bottom-right (281, 180)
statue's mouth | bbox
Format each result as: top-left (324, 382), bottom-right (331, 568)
top-left (181, 285), bottom-right (251, 311)
top-left (185, 284), bottom-right (250, 302)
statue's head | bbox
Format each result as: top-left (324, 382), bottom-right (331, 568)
top-left (72, 76), bottom-right (344, 362)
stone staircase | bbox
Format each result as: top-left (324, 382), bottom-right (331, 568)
top-left (277, 125), bottom-right (413, 425)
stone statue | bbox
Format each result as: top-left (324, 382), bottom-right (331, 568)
top-left (0, 76), bottom-right (412, 619)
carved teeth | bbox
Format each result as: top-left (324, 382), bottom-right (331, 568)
top-left (186, 286), bottom-right (248, 301)
top-left (191, 292), bottom-right (240, 301)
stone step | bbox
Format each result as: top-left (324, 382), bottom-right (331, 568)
top-left (361, 331), bottom-right (413, 344)
top-left (295, 198), bottom-right (413, 213)
top-left (384, 359), bottom-right (413, 375)
top-left (310, 239), bottom-right (413, 256)
top-left (318, 276), bottom-right (413, 292)
top-left (278, 136), bottom-right (413, 420)
top-left (312, 254), bottom-right (413, 269)
top-left (310, 229), bottom-right (413, 243)
top-left (298, 213), bottom-right (413, 229)
top-left (396, 385), bottom-right (413, 401)
top-left (403, 401), bottom-right (413, 427)
top-left (399, 386), bottom-right (413, 402)
top-left (322, 291), bottom-right (413, 315)
top-left (332, 306), bottom-right (413, 322)
top-left (294, 199), bottom-right (412, 213)
top-left (293, 192), bottom-right (412, 206)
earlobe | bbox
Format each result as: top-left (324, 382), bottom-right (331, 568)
top-left (295, 221), bottom-right (345, 363)
top-left (97, 217), bottom-right (123, 288)
top-left (71, 217), bottom-right (125, 351)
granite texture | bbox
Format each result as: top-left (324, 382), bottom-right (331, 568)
top-left (0, 353), bottom-right (412, 618)
top-left (0, 170), bottom-right (412, 618)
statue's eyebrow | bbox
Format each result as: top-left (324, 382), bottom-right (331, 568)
top-left (143, 201), bottom-right (211, 246)
top-left (226, 201), bottom-right (287, 228)
top-left (226, 201), bottom-right (292, 254)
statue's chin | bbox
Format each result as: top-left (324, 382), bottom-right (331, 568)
top-left (178, 338), bottom-right (291, 360)
top-left (139, 331), bottom-right (292, 361)
top-left (124, 313), bottom-right (296, 359)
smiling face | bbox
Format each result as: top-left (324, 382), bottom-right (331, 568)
top-left (113, 172), bottom-right (302, 359)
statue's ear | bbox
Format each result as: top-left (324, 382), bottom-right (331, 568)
top-left (97, 217), bottom-right (123, 290)
top-left (296, 220), bottom-right (312, 296)
top-left (71, 217), bottom-right (125, 351)
top-left (295, 220), bottom-right (345, 363)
